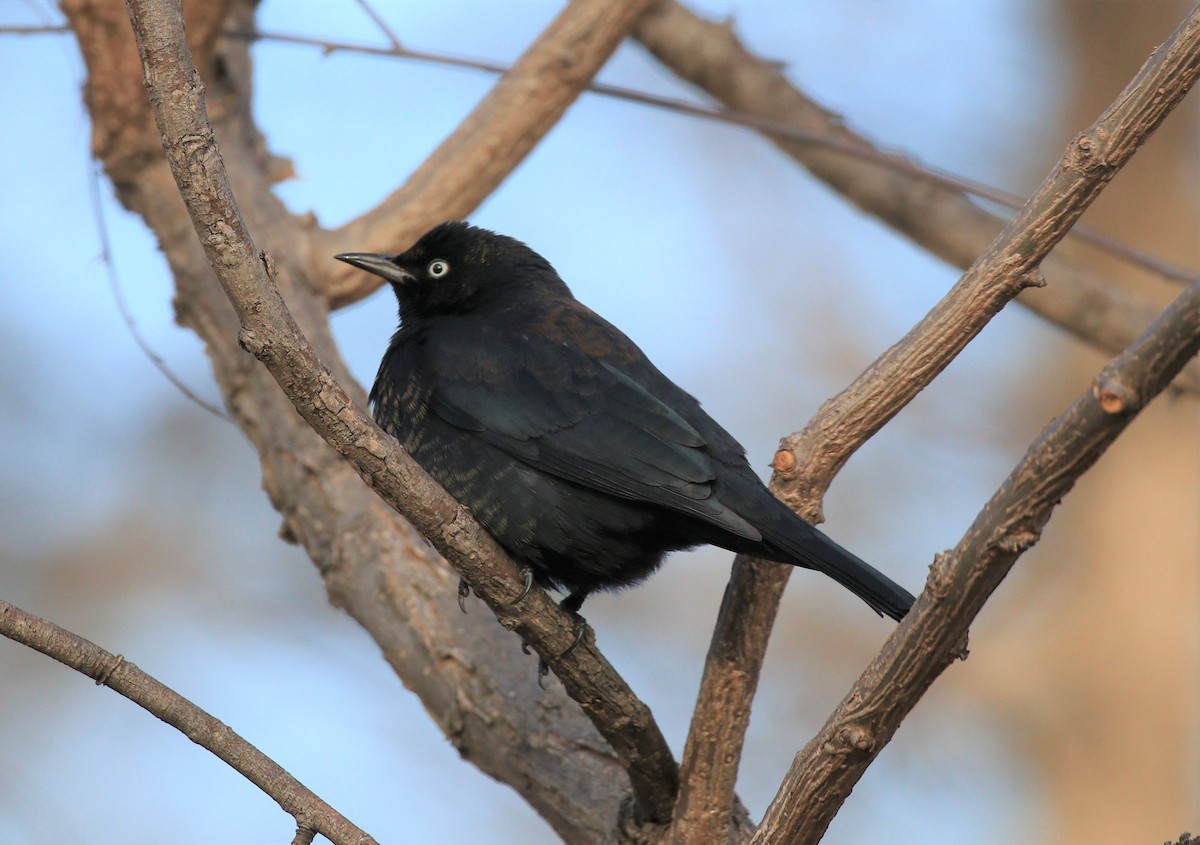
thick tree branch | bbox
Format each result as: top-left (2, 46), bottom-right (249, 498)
top-left (320, 0), bottom-right (657, 308)
top-left (124, 0), bottom-right (677, 827)
top-left (665, 5), bottom-right (1200, 842)
top-left (632, 0), bottom-right (1200, 396)
top-left (0, 598), bottom-right (378, 845)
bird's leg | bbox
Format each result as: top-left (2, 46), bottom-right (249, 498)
top-left (457, 578), bottom-right (470, 614)
top-left (559, 589), bottom-right (587, 615)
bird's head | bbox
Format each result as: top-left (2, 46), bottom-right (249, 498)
top-left (336, 221), bottom-right (569, 319)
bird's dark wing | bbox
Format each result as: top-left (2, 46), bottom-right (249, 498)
top-left (423, 319), bottom-right (762, 541)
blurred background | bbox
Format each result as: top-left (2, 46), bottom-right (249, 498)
top-left (1, 1), bottom-right (1196, 843)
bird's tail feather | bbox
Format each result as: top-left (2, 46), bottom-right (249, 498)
top-left (767, 526), bottom-right (915, 622)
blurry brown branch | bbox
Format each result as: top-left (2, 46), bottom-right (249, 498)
top-left (0, 597), bottom-right (378, 845)
top-left (319, 0), bottom-right (659, 308)
top-left (633, 0), bottom-right (1200, 395)
top-left (124, 0), bottom-right (678, 826)
top-left (665, 4), bottom-right (1200, 842)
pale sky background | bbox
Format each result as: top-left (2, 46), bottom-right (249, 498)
top-left (0, 1), bottom-right (1122, 843)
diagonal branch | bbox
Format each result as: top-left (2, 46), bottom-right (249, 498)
top-left (320, 0), bottom-right (657, 308)
top-left (756, 237), bottom-right (1200, 845)
top-left (665, 4), bottom-right (1200, 842)
top-left (0, 598), bottom-right (379, 845)
top-left (124, 0), bottom-right (678, 825)
top-left (632, 0), bottom-right (1200, 395)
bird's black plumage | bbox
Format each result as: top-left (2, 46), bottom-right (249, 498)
top-left (336, 222), bottom-right (914, 621)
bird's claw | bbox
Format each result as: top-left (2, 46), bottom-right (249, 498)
top-left (532, 613), bottom-right (588, 689)
top-left (559, 620), bottom-right (585, 658)
top-left (457, 578), bottom-right (470, 614)
top-left (508, 567), bottom-right (534, 605)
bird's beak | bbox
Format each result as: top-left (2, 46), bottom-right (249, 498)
top-left (334, 252), bottom-right (415, 285)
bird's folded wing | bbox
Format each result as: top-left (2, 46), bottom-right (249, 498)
top-left (427, 333), bottom-right (761, 541)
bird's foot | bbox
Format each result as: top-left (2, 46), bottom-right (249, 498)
top-left (457, 578), bottom-right (470, 613)
top-left (507, 567), bottom-right (534, 606)
top-left (534, 604), bottom-right (588, 689)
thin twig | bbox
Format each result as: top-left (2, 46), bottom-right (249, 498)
top-left (0, 24), bottom-right (70, 34)
top-left (125, 0), bottom-right (679, 824)
top-left (218, 26), bottom-right (1197, 290)
top-left (0, 597), bottom-right (378, 845)
top-left (663, 3), bottom-right (1200, 841)
top-left (88, 160), bottom-right (230, 421)
top-left (350, 0), bottom-right (402, 52)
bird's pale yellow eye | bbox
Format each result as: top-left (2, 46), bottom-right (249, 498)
top-left (428, 259), bottom-right (450, 279)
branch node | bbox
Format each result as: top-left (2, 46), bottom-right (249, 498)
top-left (832, 723), bottom-right (875, 755)
top-left (259, 248), bottom-right (277, 280)
top-left (995, 527), bottom-right (1041, 555)
top-left (770, 448), bottom-right (796, 474)
top-left (1092, 373), bottom-right (1138, 415)
top-left (926, 549), bottom-right (956, 599)
top-left (95, 653), bottom-right (126, 686)
top-left (950, 631), bottom-right (970, 663)
top-left (237, 326), bottom-right (265, 357)
top-left (1065, 129), bottom-right (1114, 177)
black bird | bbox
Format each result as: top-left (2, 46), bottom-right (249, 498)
top-left (336, 222), bottom-right (914, 621)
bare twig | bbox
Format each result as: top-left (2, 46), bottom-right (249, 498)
top-left (221, 25), bottom-right (1198, 295)
top-left (0, 598), bottom-right (378, 845)
top-left (350, 0), bottom-right (402, 52)
top-left (664, 4), bottom-right (1200, 842)
top-left (124, 0), bottom-right (678, 824)
top-left (0, 24), bottom-right (70, 34)
top-left (88, 159), bottom-right (229, 420)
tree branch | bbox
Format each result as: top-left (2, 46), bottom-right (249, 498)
top-left (665, 4), bottom-right (1200, 841)
top-left (320, 0), bottom-right (657, 309)
top-left (632, 0), bottom-right (1200, 395)
top-left (755, 8), bottom-right (1200, 843)
top-left (0, 598), bottom-right (378, 845)
top-left (756, 232), bottom-right (1200, 845)
top-left (123, 0), bottom-right (678, 826)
